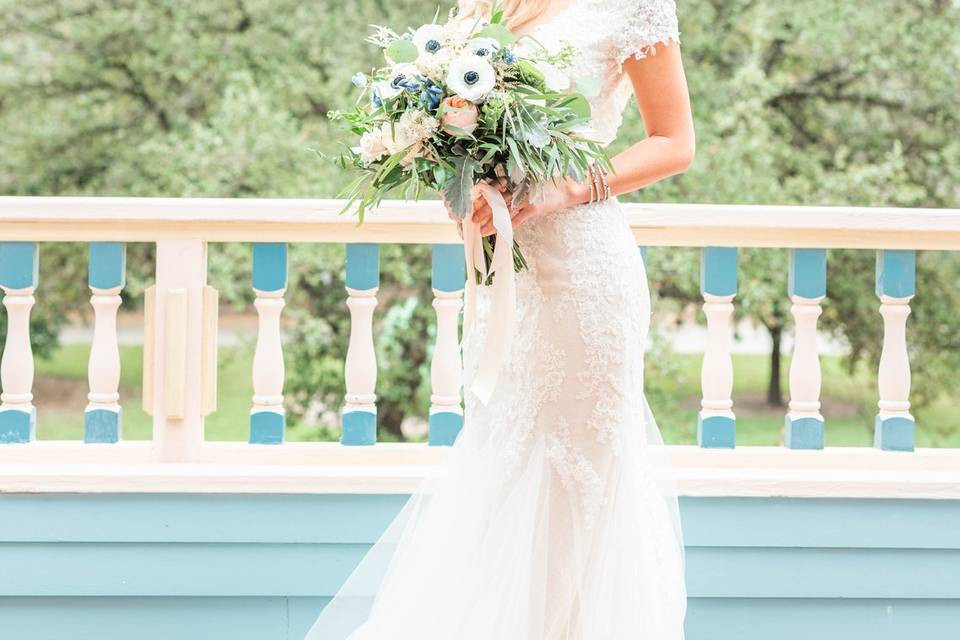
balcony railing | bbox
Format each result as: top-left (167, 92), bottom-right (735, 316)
top-left (0, 197), bottom-right (958, 498)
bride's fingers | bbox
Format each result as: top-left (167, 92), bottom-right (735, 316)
top-left (472, 202), bottom-right (492, 224)
top-left (511, 206), bottom-right (536, 228)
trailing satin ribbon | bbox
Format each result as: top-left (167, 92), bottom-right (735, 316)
top-left (461, 182), bottom-right (516, 406)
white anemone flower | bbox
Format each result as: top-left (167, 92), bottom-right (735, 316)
top-left (446, 55), bottom-right (496, 103)
top-left (534, 61), bottom-right (572, 92)
top-left (467, 37), bottom-right (500, 58)
top-left (412, 24), bottom-right (446, 57)
top-left (374, 63), bottom-right (422, 101)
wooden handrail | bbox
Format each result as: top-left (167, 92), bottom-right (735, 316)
top-left (0, 197), bottom-right (959, 249)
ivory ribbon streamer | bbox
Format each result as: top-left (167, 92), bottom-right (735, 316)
top-left (461, 182), bottom-right (516, 406)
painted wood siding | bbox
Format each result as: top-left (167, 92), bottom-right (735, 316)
top-left (0, 494), bottom-right (958, 639)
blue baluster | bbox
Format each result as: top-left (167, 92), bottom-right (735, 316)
top-left (0, 242), bottom-right (39, 443)
top-left (342, 243), bottom-right (380, 446)
top-left (85, 242), bottom-right (126, 443)
top-left (784, 249), bottom-right (827, 449)
top-left (429, 244), bottom-right (466, 446)
top-left (874, 249), bottom-right (916, 451)
top-left (250, 243), bottom-right (288, 444)
top-left (698, 247), bottom-right (737, 448)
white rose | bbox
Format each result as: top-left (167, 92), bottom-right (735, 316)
top-left (358, 129), bottom-right (388, 164)
top-left (446, 55), bottom-right (496, 103)
top-left (380, 110), bottom-right (438, 159)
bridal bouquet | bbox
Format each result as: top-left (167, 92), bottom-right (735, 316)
top-left (330, 7), bottom-right (611, 281)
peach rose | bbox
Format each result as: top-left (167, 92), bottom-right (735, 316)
top-left (440, 96), bottom-right (479, 136)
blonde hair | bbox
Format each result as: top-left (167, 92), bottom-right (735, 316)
top-left (457, 0), bottom-right (552, 31)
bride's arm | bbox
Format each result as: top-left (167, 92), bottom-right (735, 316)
top-left (602, 45), bottom-right (695, 196)
top-left (505, 43), bottom-right (695, 230)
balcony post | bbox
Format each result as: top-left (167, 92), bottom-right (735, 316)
top-left (149, 240), bottom-right (211, 462)
top-left (342, 243), bottom-right (380, 446)
top-left (875, 250), bottom-right (916, 452)
top-left (698, 247), bottom-right (737, 448)
top-left (85, 242), bottom-right (126, 443)
top-left (250, 243), bottom-right (288, 444)
top-left (0, 242), bottom-right (39, 443)
top-left (785, 249), bottom-right (826, 449)
top-left (429, 244), bottom-right (465, 446)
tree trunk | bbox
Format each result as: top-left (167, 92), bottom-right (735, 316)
top-left (768, 325), bottom-right (785, 407)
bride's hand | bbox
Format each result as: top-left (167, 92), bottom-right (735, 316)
top-left (442, 181), bottom-right (511, 238)
top-left (510, 178), bottom-right (587, 229)
top-left (468, 178), bottom-right (513, 237)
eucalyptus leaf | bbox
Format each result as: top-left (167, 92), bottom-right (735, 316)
top-left (442, 155), bottom-right (479, 220)
top-left (385, 39), bottom-right (418, 63)
top-left (477, 23), bottom-right (515, 47)
top-left (555, 93), bottom-right (592, 120)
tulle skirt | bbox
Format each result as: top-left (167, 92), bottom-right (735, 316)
top-left (305, 199), bottom-right (687, 639)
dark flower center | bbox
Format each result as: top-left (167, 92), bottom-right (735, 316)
top-left (425, 39), bottom-right (441, 53)
top-left (464, 70), bottom-right (480, 85)
top-left (474, 47), bottom-right (489, 57)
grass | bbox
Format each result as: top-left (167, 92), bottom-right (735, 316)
top-left (31, 344), bottom-right (960, 447)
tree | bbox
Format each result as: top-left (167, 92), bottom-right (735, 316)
top-left (1, 0), bottom-right (958, 435)
top-left (620, 0), bottom-right (960, 408)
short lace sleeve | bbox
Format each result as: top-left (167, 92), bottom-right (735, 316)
top-left (611, 0), bottom-right (680, 66)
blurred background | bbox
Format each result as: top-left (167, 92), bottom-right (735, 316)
top-left (0, 0), bottom-right (958, 446)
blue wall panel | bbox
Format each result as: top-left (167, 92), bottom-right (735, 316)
top-left (0, 493), bottom-right (958, 639)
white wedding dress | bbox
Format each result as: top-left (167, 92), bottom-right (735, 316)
top-left (306, 1), bottom-right (687, 638)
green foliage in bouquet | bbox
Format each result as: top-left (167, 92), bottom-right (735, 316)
top-left (329, 3), bottom-right (612, 274)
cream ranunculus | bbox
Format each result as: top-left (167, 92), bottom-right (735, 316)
top-left (446, 55), bottom-right (496, 103)
top-left (357, 129), bottom-right (388, 165)
top-left (380, 110), bottom-right (439, 162)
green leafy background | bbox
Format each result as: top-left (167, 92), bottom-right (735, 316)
top-left (0, 0), bottom-right (958, 445)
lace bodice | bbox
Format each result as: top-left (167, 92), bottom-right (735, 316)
top-left (518, 0), bottom-right (681, 145)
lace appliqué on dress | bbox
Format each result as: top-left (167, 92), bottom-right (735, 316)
top-left (612, 0), bottom-right (682, 67)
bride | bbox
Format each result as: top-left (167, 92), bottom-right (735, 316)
top-left (307, 0), bottom-right (695, 637)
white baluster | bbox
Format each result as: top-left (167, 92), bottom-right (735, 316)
top-left (0, 242), bottom-right (38, 443)
top-left (698, 247), bottom-right (737, 448)
top-left (700, 294), bottom-right (736, 442)
top-left (430, 290), bottom-right (464, 444)
top-left (85, 242), bottom-right (125, 443)
top-left (342, 244), bottom-right (379, 446)
top-left (343, 287), bottom-right (378, 441)
top-left (249, 243), bottom-right (287, 444)
top-left (428, 243), bottom-right (465, 446)
top-left (785, 248), bottom-right (826, 449)
top-left (875, 250), bottom-right (916, 451)
top-left (86, 288), bottom-right (122, 440)
top-left (878, 298), bottom-right (912, 414)
top-left (251, 290), bottom-right (286, 443)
